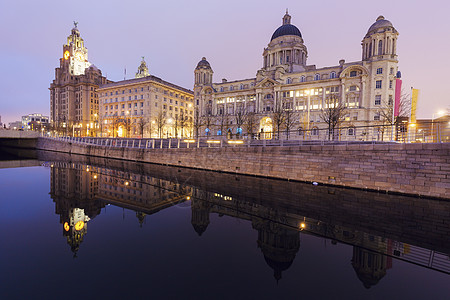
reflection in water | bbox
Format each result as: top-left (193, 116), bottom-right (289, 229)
top-left (44, 155), bottom-right (450, 287)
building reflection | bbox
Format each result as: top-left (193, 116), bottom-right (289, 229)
top-left (46, 160), bottom-right (449, 285)
top-left (50, 162), bottom-right (104, 256)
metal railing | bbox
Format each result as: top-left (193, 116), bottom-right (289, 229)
top-left (44, 121), bottom-right (450, 149)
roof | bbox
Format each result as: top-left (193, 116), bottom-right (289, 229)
top-left (99, 75), bottom-right (193, 95)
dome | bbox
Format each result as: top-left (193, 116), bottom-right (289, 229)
top-left (196, 57), bottom-right (211, 69)
top-left (271, 24), bottom-right (302, 41)
top-left (367, 16), bottom-right (394, 34)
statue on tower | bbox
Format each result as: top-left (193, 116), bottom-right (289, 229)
top-left (135, 57), bottom-right (150, 78)
top-left (73, 21), bottom-right (78, 28)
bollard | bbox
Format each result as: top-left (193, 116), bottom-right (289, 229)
top-left (152, 139), bottom-right (155, 149)
top-left (169, 139), bottom-right (171, 149)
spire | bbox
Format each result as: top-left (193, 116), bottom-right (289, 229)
top-left (283, 10), bottom-right (291, 25)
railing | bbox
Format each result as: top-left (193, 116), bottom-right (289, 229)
top-left (44, 121), bottom-right (450, 149)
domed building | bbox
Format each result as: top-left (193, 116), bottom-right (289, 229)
top-left (194, 12), bottom-right (400, 140)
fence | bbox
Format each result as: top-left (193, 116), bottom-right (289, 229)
top-left (44, 121), bottom-right (450, 149)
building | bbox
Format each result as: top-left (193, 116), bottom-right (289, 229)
top-left (99, 58), bottom-right (195, 138)
top-left (49, 22), bottom-right (109, 137)
top-left (22, 113), bottom-right (49, 131)
top-left (9, 121), bottom-right (23, 130)
top-left (194, 12), bottom-right (400, 140)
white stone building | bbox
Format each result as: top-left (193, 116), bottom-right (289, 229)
top-left (194, 12), bottom-right (400, 140)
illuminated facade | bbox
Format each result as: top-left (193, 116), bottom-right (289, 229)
top-left (99, 58), bottom-right (195, 138)
top-left (195, 12), bottom-right (400, 139)
top-left (49, 23), bottom-right (108, 136)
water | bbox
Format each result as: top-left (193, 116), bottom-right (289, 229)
top-left (0, 150), bottom-right (449, 299)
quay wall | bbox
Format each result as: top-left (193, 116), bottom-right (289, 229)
top-left (36, 138), bottom-right (450, 199)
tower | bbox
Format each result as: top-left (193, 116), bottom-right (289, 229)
top-left (261, 10), bottom-right (308, 78)
top-left (362, 16), bottom-right (399, 62)
top-left (194, 57), bottom-right (214, 116)
top-left (50, 22), bottom-right (108, 136)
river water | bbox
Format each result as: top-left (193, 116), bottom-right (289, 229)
top-left (0, 150), bottom-right (449, 299)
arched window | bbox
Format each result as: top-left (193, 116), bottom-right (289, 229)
top-left (286, 78), bottom-right (292, 84)
top-left (314, 74), bottom-right (320, 81)
top-left (348, 127), bottom-right (356, 136)
top-left (300, 76), bottom-right (306, 82)
top-left (378, 40), bottom-right (383, 55)
top-left (220, 87), bottom-right (224, 92)
top-left (330, 71), bottom-right (336, 79)
top-left (240, 84), bottom-right (244, 90)
top-left (230, 86), bottom-right (234, 91)
top-left (297, 127), bottom-right (303, 136)
top-left (311, 127), bottom-right (319, 136)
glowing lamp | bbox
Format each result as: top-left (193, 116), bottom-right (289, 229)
top-left (74, 221), bottom-right (84, 231)
top-left (64, 222), bottom-right (70, 232)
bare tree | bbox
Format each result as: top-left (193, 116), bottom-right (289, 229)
top-left (271, 102), bottom-right (285, 140)
top-left (136, 117), bottom-right (148, 138)
top-left (320, 94), bottom-right (347, 141)
top-left (283, 101), bottom-right (298, 140)
top-left (192, 108), bottom-right (204, 138)
top-left (244, 111), bottom-right (258, 139)
top-left (218, 112), bottom-right (229, 138)
top-left (155, 111), bottom-right (166, 138)
top-left (234, 105), bottom-right (246, 138)
top-left (377, 90), bottom-right (411, 140)
top-left (202, 113), bottom-right (214, 137)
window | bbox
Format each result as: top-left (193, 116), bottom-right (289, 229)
top-left (286, 78), bottom-right (292, 84)
top-left (376, 68), bottom-right (383, 74)
top-left (330, 72), bottom-right (336, 79)
top-left (240, 84), bottom-right (244, 90)
top-left (390, 67), bottom-right (394, 75)
top-left (314, 74), bottom-right (320, 81)
top-left (389, 80), bottom-right (393, 89)
top-left (350, 71), bottom-right (357, 77)
top-left (220, 87), bottom-right (224, 92)
top-left (297, 127), bottom-right (303, 136)
top-left (378, 40), bottom-right (383, 55)
top-left (374, 114), bottom-right (380, 121)
top-left (388, 95), bottom-right (393, 106)
top-left (311, 127), bottom-right (319, 136)
top-left (376, 80), bottom-right (382, 89)
top-left (349, 86), bottom-right (357, 92)
top-left (230, 86), bottom-right (234, 91)
top-left (375, 95), bottom-right (381, 105)
top-left (300, 76), bottom-right (306, 82)
top-left (348, 127), bottom-right (356, 136)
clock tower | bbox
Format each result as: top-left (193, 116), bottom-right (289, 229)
top-left (50, 22), bottom-right (109, 136)
top-left (63, 22), bottom-right (91, 76)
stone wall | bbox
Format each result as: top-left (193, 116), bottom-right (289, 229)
top-left (36, 138), bottom-right (450, 199)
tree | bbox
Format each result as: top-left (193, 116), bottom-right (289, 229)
top-left (378, 89), bottom-right (411, 140)
top-left (244, 111), bottom-right (258, 139)
top-left (192, 108), bottom-right (204, 138)
top-left (234, 105), bottom-right (246, 138)
top-left (282, 101), bottom-right (298, 140)
top-left (155, 110), bottom-right (166, 138)
top-left (320, 94), bottom-right (347, 141)
top-left (271, 102), bottom-right (285, 140)
top-left (218, 112), bottom-right (229, 138)
top-left (202, 113), bottom-right (214, 137)
top-left (136, 117), bottom-right (148, 138)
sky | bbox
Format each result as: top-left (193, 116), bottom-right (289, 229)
top-left (0, 0), bottom-right (449, 125)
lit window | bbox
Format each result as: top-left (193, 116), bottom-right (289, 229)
top-left (375, 80), bottom-right (382, 89)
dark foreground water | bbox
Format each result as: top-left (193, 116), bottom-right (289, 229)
top-left (0, 150), bottom-right (449, 300)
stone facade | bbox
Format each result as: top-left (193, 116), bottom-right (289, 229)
top-left (36, 138), bottom-right (450, 199)
top-left (98, 58), bottom-right (195, 138)
top-left (194, 12), bottom-right (400, 139)
top-left (49, 23), bottom-right (108, 136)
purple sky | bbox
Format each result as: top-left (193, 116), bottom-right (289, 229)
top-left (1, 0), bottom-right (449, 125)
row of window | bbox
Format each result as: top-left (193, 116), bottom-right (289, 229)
top-left (103, 88), bottom-right (192, 101)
